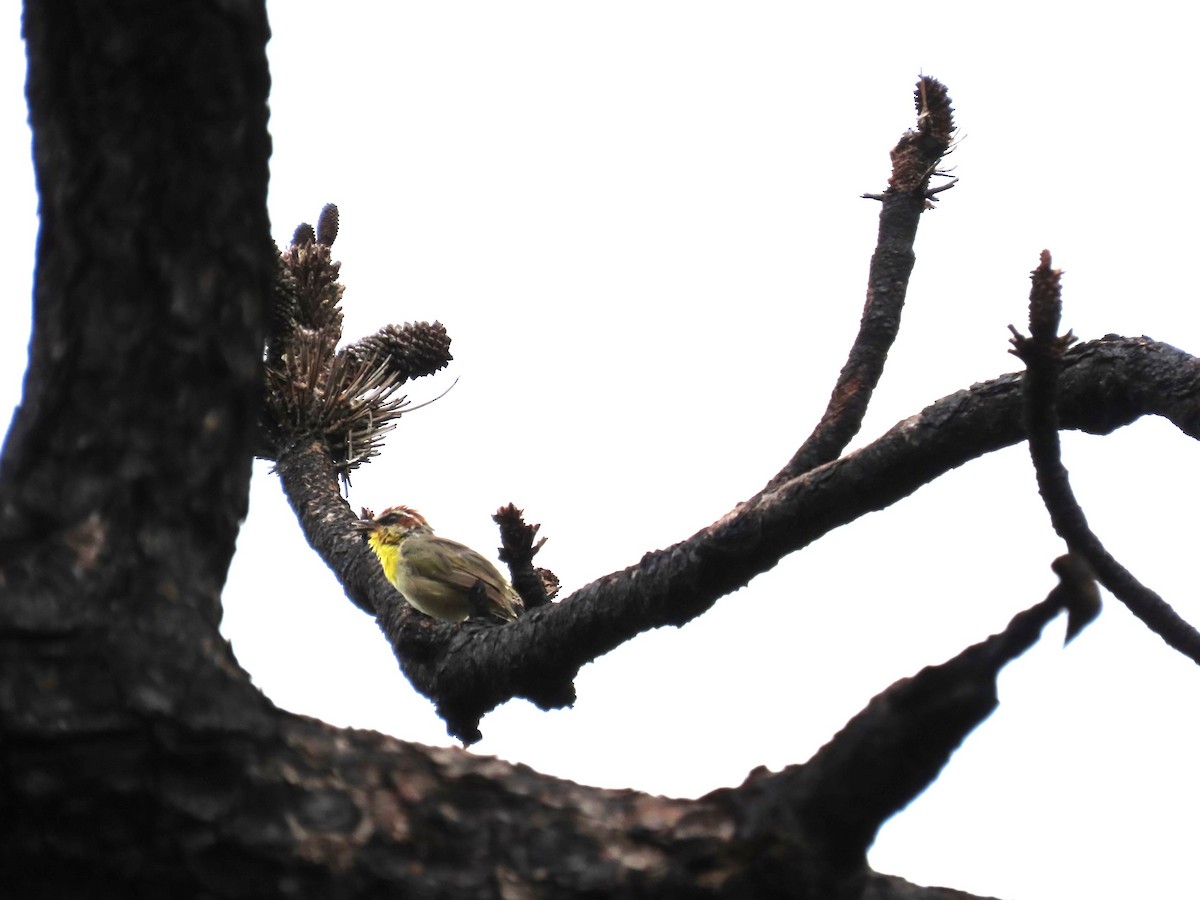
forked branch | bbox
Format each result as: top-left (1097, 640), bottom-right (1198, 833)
top-left (271, 80), bottom-right (1200, 743)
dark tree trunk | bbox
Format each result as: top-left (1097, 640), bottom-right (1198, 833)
top-left (1, 1), bottom-right (279, 893)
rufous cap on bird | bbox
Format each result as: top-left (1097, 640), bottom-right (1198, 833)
top-left (362, 506), bottom-right (431, 539)
top-left (357, 506), bottom-right (523, 623)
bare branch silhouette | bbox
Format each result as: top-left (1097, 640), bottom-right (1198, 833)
top-left (1009, 252), bottom-right (1200, 662)
top-left (280, 330), bottom-right (1198, 742)
top-left (770, 77), bottom-right (956, 487)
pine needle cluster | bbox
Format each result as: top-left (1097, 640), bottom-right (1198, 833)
top-left (261, 204), bottom-right (452, 484)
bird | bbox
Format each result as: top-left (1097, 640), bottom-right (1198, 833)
top-left (356, 506), bottom-right (523, 623)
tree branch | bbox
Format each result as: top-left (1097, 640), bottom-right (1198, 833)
top-left (1010, 253), bottom-right (1200, 662)
top-left (770, 77), bottom-right (957, 488)
top-left (279, 335), bottom-right (1199, 742)
top-left (709, 555), bottom-right (1093, 897)
top-left (6, 538), bottom-right (1077, 899)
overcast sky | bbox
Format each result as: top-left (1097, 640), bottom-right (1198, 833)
top-left (3, 5), bottom-right (1199, 899)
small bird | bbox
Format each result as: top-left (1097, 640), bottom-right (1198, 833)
top-left (356, 506), bottom-right (523, 623)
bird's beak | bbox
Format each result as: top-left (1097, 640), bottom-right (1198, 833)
top-left (350, 518), bottom-right (377, 537)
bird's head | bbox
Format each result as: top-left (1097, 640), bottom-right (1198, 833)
top-left (354, 506), bottom-right (432, 545)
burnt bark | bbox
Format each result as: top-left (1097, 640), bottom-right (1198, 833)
top-left (1, 4), bottom-right (1196, 900)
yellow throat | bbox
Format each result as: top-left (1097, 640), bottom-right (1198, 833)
top-left (367, 531), bottom-right (404, 587)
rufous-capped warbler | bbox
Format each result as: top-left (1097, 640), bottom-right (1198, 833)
top-left (357, 506), bottom-right (523, 623)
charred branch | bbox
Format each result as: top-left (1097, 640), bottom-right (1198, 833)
top-left (1010, 253), bottom-right (1200, 663)
top-left (771, 77), bottom-right (958, 489)
top-left (278, 335), bottom-right (1200, 743)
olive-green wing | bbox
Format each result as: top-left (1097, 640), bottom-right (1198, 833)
top-left (425, 538), bottom-right (522, 619)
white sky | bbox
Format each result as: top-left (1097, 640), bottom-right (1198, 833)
top-left (3, 4), bottom-right (1199, 899)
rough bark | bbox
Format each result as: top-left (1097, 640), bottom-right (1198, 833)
top-left (2, 4), bottom-right (1196, 900)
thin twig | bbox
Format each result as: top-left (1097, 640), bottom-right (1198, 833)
top-left (493, 503), bottom-right (553, 610)
top-left (1009, 251), bottom-right (1200, 664)
top-left (768, 77), bottom-right (956, 489)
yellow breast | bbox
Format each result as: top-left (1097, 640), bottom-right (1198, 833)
top-left (366, 530), bottom-right (473, 621)
top-left (367, 532), bottom-right (404, 587)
